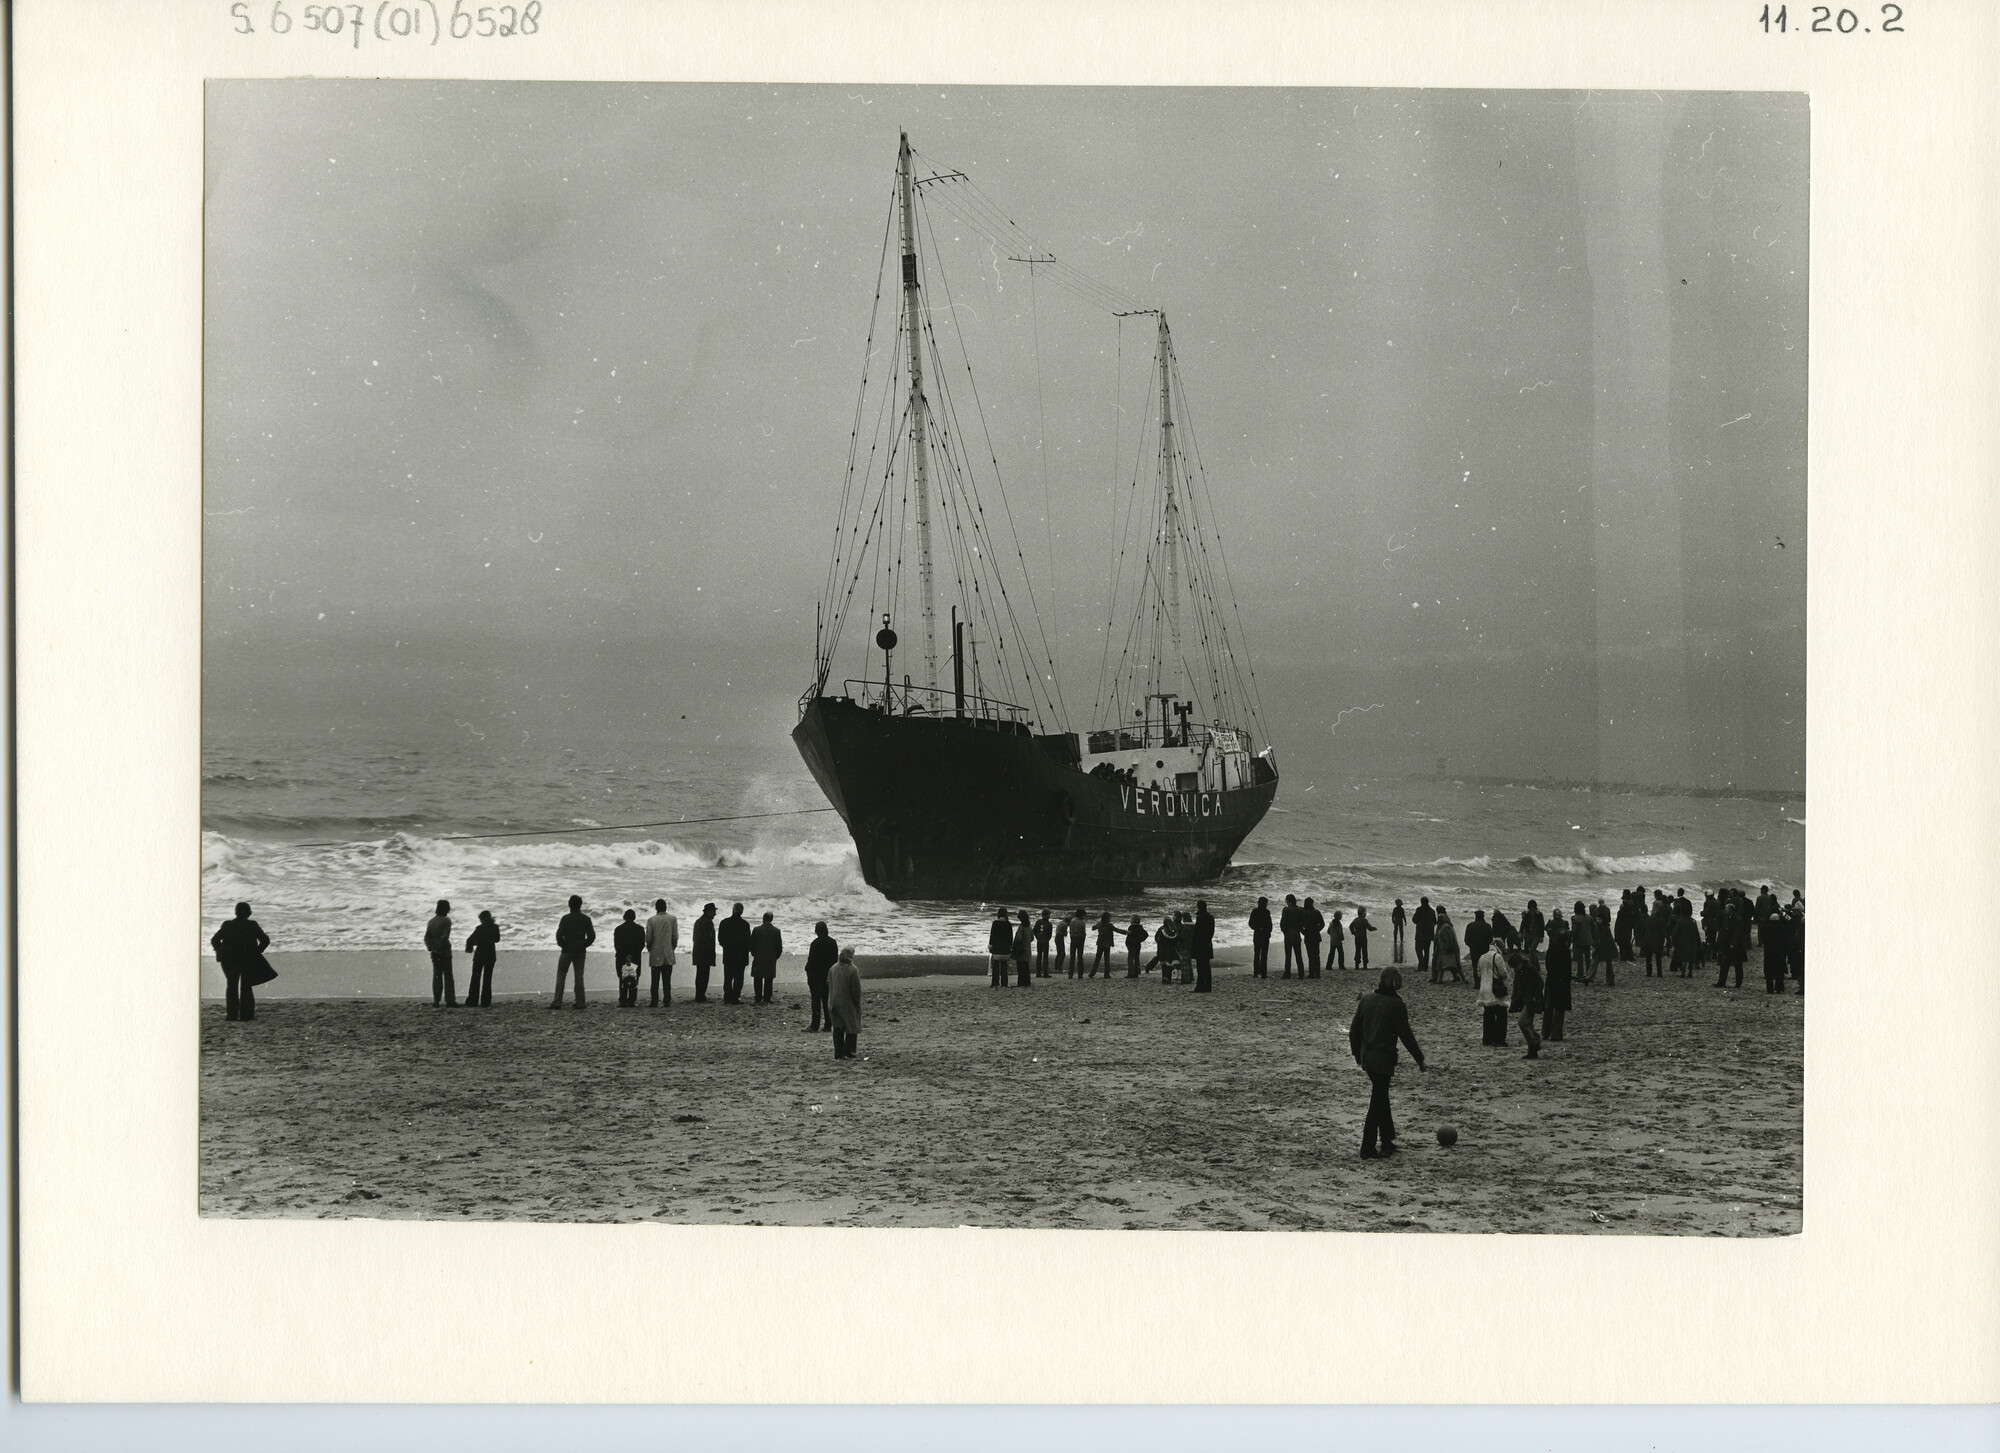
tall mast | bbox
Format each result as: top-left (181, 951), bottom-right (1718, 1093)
top-left (1158, 313), bottom-right (1180, 703)
top-left (897, 133), bottom-right (940, 693)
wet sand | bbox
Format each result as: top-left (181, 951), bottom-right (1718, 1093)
top-left (200, 957), bottom-right (1802, 1233)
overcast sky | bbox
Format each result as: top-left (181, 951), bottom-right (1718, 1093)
top-left (204, 83), bottom-right (1806, 790)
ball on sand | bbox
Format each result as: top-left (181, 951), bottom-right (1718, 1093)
top-left (1436, 1125), bottom-right (1459, 1147)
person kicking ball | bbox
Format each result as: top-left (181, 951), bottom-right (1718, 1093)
top-left (1348, 967), bottom-right (1427, 1159)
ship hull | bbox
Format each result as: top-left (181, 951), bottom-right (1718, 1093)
top-left (793, 695), bottom-right (1277, 901)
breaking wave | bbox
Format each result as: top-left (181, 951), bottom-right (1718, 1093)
top-left (199, 828), bottom-right (891, 951)
top-left (1351, 849), bottom-right (1699, 878)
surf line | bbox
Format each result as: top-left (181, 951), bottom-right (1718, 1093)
top-left (294, 807), bottom-right (839, 849)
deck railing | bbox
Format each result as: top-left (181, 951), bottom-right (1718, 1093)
top-left (799, 678), bottom-right (1035, 726)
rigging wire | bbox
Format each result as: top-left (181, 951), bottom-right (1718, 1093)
top-left (916, 191), bottom-right (1071, 728)
top-left (1028, 259), bottom-right (1058, 648)
top-left (297, 807), bottom-right (839, 849)
top-left (820, 141), bottom-right (1263, 752)
top-left (819, 188), bottom-right (900, 671)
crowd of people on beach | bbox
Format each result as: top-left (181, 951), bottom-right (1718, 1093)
top-left (210, 880), bottom-right (1805, 1113)
top-left (982, 904), bottom-right (1224, 990)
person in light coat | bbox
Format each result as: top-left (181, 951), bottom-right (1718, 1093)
top-left (827, 946), bottom-right (863, 1060)
top-left (645, 898), bottom-right (679, 1007)
top-left (1476, 943), bottom-right (1511, 1047)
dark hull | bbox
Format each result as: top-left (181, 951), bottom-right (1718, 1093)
top-left (793, 696), bottom-right (1278, 901)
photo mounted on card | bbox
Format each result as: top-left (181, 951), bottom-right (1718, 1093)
top-left (23, 0), bottom-right (2000, 1408)
top-left (201, 82), bottom-right (1804, 1233)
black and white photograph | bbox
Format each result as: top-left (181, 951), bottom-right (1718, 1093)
top-left (199, 82), bottom-right (1806, 1233)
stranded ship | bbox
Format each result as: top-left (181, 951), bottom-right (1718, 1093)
top-left (792, 134), bottom-right (1279, 900)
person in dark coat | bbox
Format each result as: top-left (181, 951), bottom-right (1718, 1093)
top-left (1013, 910), bottom-right (1033, 987)
top-left (1519, 900), bottom-right (1545, 966)
top-left (1464, 909), bottom-right (1493, 969)
top-left (1191, 900), bottom-right (1216, 992)
top-left (1614, 890), bottom-right (1637, 962)
top-left (1509, 948), bottom-right (1545, 1059)
top-left (748, 911), bottom-right (783, 1005)
top-left (1431, 907), bottom-right (1463, 984)
top-left (1761, 906), bottom-right (1789, 994)
top-left (1412, 897), bottom-right (1436, 976)
top-left (1755, 885), bottom-right (1780, 938)
top-left (425, 899), bottom-right (458, 1008)
top-left (1543, 916), bottom-right (1572, 1041)
top-left (988, 910), bottom-right (1015, 988)
top-left (1301, 897), bottom-right (1325, 978)
top-left (1147, 913), bottom-right (1182, 982)
top-left (1390, 899), bottom-right (1407, 965)
top-left (1123, 917), bottom-right (1148, 978)
top-left (1092, 912), bottom-right (1116, 978)
top-left (827, 947), bottom-right (862, 1060)
top-left (1350, 908), bottom-right (1374, 971)
top-left (1671, 908), bottom-right (1702, 980)
top-left (465, 910), bottom-right (500, 1007)
top-left (1279, 894), bottom-right (1303, 978)
top-left (1067, 909), bottom-right (1088, 977)
top-left (613, 909), bottom-right (646, 1007)
top-left (1788, 902), bottom-right (1806, 995)
top-left (1714, 893), bottom-right (1747, 989)
top-left (1652, 892), bottom-right (1675, 976)
top-left (552, 895), bottom-right (595, 1009)
top-left (1634, 892), bottom-right (1657, 976)
top-left (1490, 908), bottom-right (1516, 953)
top-left (1328, 908), bottom-right (1346, 971)
top-left (1247, 897), bottom-right (1273, 977)
top-left (717, 903), bottom-right (752, 1004)
top-left (1733, 892), bottom-right (1756, 984)
top-left (691, 903), bottom-right (718, 1003)
top-left (210, 901), bottom-right (271, 1022)
top-left (1592, 900), bottom-right (1617, 985)
top-left (803, 921), bottom-right (839, 1030)
top-left (1348, 967), bottom-right (1427, 1159)
top-left (1033, 910), bottom-right (1054, 977)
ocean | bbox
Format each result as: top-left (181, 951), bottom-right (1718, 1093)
top-left (201, 719), bottom-right (1806, 965)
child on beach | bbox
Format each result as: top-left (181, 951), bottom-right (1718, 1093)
top-left (613, 909), bottom-right (645, 1007)
top-left (1092, 912), bottom-right (1116, 977)
top-left (1123, 917), bottom-right (1148, 978)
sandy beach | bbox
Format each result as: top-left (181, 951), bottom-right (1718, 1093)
top-left (201, 955), bottom-right (1802, 1233)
